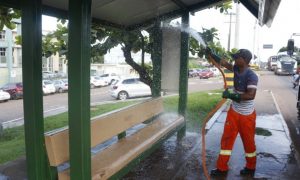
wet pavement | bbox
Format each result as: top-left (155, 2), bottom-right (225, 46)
top-left (124, 89), bottom-right (300, 180)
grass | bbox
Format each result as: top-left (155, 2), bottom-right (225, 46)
top-left (163, 90), bottom-right (222, 132)
top-left (0, 90), bottom-right (222, 164)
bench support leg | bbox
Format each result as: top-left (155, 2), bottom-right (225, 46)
top-left (177, 124), bottom-right (186, 140)
top-left (118, 131), bottom-right (126, 139)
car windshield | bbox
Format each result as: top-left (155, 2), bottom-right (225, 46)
top-left (271, 57), bottom-right (277, 62)
top-left (44, 81), bottom-right (52, 85)
top-left (100, 74), bottom-right (108, 77)
top-left (279, 56), bottom-right (295, 62)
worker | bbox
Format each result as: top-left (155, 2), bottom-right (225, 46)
top-left (207, 49), bottom-right (258, 177)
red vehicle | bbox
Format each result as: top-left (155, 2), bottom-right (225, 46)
top-left (1, 82), bottom-right (23, 99)
top-left (198, 69), bottom-right (214, 79)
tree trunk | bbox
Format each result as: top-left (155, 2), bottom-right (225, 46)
top-left (122, 43), bottom-right (153, 89)
top-left (139, 33), bottom-right (145, 68)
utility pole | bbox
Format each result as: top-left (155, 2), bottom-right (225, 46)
top-left (234, 3), bottom-right (240, 49)
top-left (225, 12), bottom-right (236, 52)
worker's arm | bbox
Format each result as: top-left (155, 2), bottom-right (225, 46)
top-left (207, 49), bottom-right (233, 71)
top-left (240, 88), bottom-right (256, 101)
top-left (222, 88), bottom-right (256, 102)
top-left (220, 59), bottom-right (233, 72)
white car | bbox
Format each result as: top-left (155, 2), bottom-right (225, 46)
top-left (90, 76), bottom-right (108, 88)
top-left (53, 79), bottom-right (68, 93)
top-left (42, 80), bottom-right (56, 94)
top-left (110, 77), bottom-right (151, 100)
top-left (0, 90), bottom-right (10, 102)
top-left (99, 73), bottom-right (119, 85)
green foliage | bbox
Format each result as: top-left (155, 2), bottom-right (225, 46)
top-left (163, 90), bottom-right (222, 131)
top-left (188, 59), bottom-right (201, 69)
top-left (189, 27), bottom-right (237, 63)
top-left (278, 46), bottom-right (299, 53)
top-left (214, 1), bottom-right (233, 13)
top-left (0, 7), bottom-right (21, 30)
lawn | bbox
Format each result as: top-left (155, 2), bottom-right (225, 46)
top-left (0, 90), bottom-right (222, 164)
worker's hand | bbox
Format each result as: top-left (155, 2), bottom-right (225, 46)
top-left (206, 48), bottom-right (222, 64)
top-left (222, 89), bottom-right (241, 102)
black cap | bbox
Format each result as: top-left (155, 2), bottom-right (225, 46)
top-left (232, 49), bottom-right (252, 63)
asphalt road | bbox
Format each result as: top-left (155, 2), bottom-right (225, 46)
top-left (0, 77), bottom-right (223, 124)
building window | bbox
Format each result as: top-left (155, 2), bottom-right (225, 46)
top-left (0, 48), bottom-right (6, 64)
top-left (42, 57), bottom-right (47, 71)
top-left (0, 31), bottom-right (5, 40)
top-left (59, 58), bottom-right (63, 71)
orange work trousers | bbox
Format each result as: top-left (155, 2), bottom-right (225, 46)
top-left (216, 106), bottom-right (256, 171)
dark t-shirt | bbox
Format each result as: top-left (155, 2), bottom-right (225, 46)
top-left (232, 65), bottom-right (258, 115)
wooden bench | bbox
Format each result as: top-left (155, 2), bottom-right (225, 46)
top-left (44, 97), bottom-right (185, 179)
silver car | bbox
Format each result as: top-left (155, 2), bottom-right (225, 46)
top-left (53, 79), bottom-right (68, 93)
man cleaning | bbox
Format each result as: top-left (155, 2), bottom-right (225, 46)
top-left (207, 49), bottom-right (258, 177)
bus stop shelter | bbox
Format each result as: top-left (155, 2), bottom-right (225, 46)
top-left (0, 0), bottom-right (280, 179)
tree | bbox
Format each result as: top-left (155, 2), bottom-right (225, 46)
top-left (0, 7), bottom-right (21, 30)
top-left (0, 1), bottom-right (233, 91)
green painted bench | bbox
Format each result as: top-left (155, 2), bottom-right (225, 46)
top-left (44, 97), bottom-right (185, 179)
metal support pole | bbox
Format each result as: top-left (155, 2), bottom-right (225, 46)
top-left (68, 0), bottom-right (92, 179)
top-left (21, 0), bottom-right (46, 179)
top-left (178, 12), bottom-right (189, 116)
top-left (152, 20), bottom-right (162, 97)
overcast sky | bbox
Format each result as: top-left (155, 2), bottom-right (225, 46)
top-left (190, 0), bottom-right (300, 62)
top-left (42, 0), bottom-right (300, 62)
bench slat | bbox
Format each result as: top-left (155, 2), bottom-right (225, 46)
top-left (45, 98), bottom-right (164, 166)
top-left (58, 113), bottom-right (184, 180)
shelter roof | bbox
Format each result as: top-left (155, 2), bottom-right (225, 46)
top-left (1, 0), bottom-right (281, 29)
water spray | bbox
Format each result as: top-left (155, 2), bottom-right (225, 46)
top-left (161, 24), bottom-right (227, 179)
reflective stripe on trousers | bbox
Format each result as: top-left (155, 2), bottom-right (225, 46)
top-left (216, 106), bottom-right (256, 171)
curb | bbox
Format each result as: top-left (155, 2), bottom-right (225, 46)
top-left (205, 100), bottom-right (230, 130)
top-left (269, 90), bottom-right (291, 142)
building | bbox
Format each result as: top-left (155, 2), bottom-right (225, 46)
top-left (0, 22), bottom-right (68, 86)
top-left (0, 19), bottom-right (22, 86)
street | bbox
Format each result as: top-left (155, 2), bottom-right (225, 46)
top-left (0, 77), bottom-right (223, 124)
top-left (2, 71), bottom-right (299, 142)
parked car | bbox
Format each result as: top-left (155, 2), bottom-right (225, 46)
top-left (53, 79), bottom-right (68, 93)
top-left (42, 80), bottom-right (56, 94)
top-left (1, 82), bottom-right (23, 99)
top-left (42, 71), bottom-right (56, 79)
top-left (198, 69), bottom-right (214, 79)
top-left (90, 76), bottom-right (108, 88)
top-left (99, 73), bottom-right (119, 84)
top-left (188, 69), bottom-right (198, 78)
top-left (0, 90), bottom-right (10, 102)
top-left (275, 56), bottom-right (297, 75)
top-left (110, 77), bottom-right (151, 100)
top-left (209, 67), bottom-right (220, 76)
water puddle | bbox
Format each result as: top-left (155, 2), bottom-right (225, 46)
top-left (255, 127), bottom-right (272, 136)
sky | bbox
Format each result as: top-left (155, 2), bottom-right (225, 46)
top-left (42, 0), bottom-right (300, 63)
top-left (189, 0), bottom-right (300, 62)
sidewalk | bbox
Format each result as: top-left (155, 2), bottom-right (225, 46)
top-left (204, 89), bottom-right (300, 179)
top-left (123, 89), bottom-right (300, 179)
